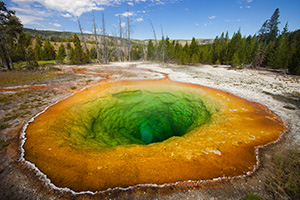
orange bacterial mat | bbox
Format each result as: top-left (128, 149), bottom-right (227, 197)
top-left (23, 79), bottom-right (287, 192)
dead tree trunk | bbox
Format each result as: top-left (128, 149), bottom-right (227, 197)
top-left (0, 36), bottom-right (13, 70)
top-left (112, 28), bottom-right (121, 62)
top-left (92, 11), bottom-right (101, 63)
top-left (127, 9), bottom-right (131, 61)
top-left (102, 13), bottom-right (108, 64)
top-left (148, 19), bottom-right (158, 61)
top-left (8, 49), bottom-right (14, 69)
top-left (119, 16), bottom-right (124, 62)
top-left (0, 43), bottom-right (11, 70)
top-left (76, 16), bottom-right (90, 62)
top-left (161, 25), bottom-right (165, 63)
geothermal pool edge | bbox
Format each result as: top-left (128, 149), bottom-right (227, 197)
top-left (18, 79), bottom-right (288, 195)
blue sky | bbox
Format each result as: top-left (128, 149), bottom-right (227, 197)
top-left (4, 0), bottom-right (300, 40)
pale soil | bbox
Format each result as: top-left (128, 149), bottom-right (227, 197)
top-left (0, 62), bottom-right (299, 199)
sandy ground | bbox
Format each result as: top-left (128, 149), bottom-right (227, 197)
top-left (0, 62), bottom-right (299, 199)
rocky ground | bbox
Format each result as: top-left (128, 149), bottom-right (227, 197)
top-left (0, 62), bottom-right (299, 199)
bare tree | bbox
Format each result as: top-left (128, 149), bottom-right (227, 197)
top-left (102, 13), bottom-right (108, 63)
top-left (119, 16), bottom-right (124, 62)
top-left (76, 15), bottom-right (89, 61)
top-left (161, 24), bottom-right (165, 63)
top-left (127, 9), bottom-right (131, 61)
top-left (148, 19), bottom-right (158, 61)
top-left (92, 11), bottom-right (101, 63)
top-left (112, 27), bottom-right (121, 62)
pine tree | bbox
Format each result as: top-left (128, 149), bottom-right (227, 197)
top-left (268, 8), bottom-right (280, 41)
top-left (287, 30), bottom-right (300, 75)
top-left (164, 37), bottom-right (171, 61)
top-left (15, 32), bottom-right (31, 68)
top-left (237, 36), bottom-right (247, 64)
top-left (247, 35), bottom-right (260, 64)
top-left (42, 39), bottom-right (56, 60)
top-left (218, 32), bottom-right (229, 64)
top-left (199, 45), bottom-right (211, 63)
top-left (131, 45), bottom-right (143, 60)
top-left (56, 43), bottom-right (66, 63)
top-left (179, 50), bottom-right (189, 64)
top-left (228, 29), bottom-right (242, 63)
top-left (258, 8), bottom-right (280, 43)
top-left (70, 33), bottom-right (88, 64)
top-left (34, 34), bottom-right (43, 61)
top-left (182, 42), bottom-right (190, 64)
top-left (147, 39), bottom-right (155, 61)
top-left (231, 52), bottom-right (240, 67)
top-left (0, 2), bottom-right (23, 70)
top-left (90, 47), bottom-right (97, 60)
top-left (190, 37), bottom-right (198, 56)
top-left (191, 53), bottom-right (200, 64)
top-left (263, 40), bottom-right (277, 68)
top-left (27, 46), bottom-right (38, 69)
top-left (167, 39), bottom-right (176, 61)
top-left (275, 25), bottom-right (289, 69)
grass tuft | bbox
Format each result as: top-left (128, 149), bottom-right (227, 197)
top-left (0, 96), bottom-right (15, 102)
top-left (265, 150), bottom-right (300, 199)
top-left (244, 193), bottom-right (264, 200)
top-left (283, 105), bottom-right (296, 110)
top-left (0, 123), bottom-right (11, 131)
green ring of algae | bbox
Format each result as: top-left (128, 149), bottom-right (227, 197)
top-left (52, 84), bottom-right (218, 149)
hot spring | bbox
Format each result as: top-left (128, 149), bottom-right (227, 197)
top-left (23, 79), bottom-right (287, 192)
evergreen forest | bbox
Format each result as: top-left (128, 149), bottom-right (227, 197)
top-left (1, 1), bottom-right (300, 75)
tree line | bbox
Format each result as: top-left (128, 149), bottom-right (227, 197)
top-left (0, 1), bottom-right (144, 69)
top-left (1, 2), bottom-right (299, 75)
top-left (146, 8), bottom-right (300, 75)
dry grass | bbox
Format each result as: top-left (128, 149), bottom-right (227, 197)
top-left (0, 70), bottom-right (56, 86)
top-left (265, 150), bottom-right (300, 199)
top-left (0, 67), bottom-right (72, 87)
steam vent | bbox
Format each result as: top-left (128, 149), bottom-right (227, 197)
top-left (23, 79), bottom-right (287, 192)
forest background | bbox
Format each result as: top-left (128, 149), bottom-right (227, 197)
top-left (1, 1), bottom-right (300, 75)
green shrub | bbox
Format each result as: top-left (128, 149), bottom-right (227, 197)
top-left (245, 193), bottom-right (264, 200)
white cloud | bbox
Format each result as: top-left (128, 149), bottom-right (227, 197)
top-left (246, 0), bottom-right (253, 3)
top-left (209, 15), bottom-right (216, 20)
top-left (17, 14), bottom-right (43, 25)
top-left (12, 0), bottom-right (107, 16)
top-left (62, 13), bottom-right (72, 18)
top-left (246, 5), bottom-right (251, 8)
top-left (224, 19), bottom-right (243, 23)
top-left (9, 4), bottom-right (49, 25)
top-left (136, 17), bottom-right (143, 22)
top-left (11, 0), bottom-right (177, 17)
top-left (9, 6), bottom-right (47, 16)
top-left (49, 22), bottom-right (62, 27)
top-left (121, 22), bottom-right (126, 27)
top-left (10, 0), bottom-right (178, 30)
top-left (83, 30), bottom-right (92, 34)
top-left (195, 23), bottom-right (199, 26)
top-left (53, 23), bottom-right (62, 27)
top-left (115, 11), bottom-right (135, 17)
